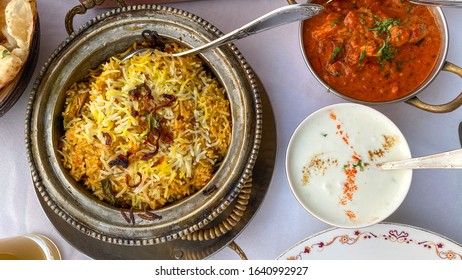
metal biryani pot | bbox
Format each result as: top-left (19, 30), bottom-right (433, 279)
top-left (25, 2), bottom-right (262, 246)
top-left (288, 0), bottom-right (462, 113)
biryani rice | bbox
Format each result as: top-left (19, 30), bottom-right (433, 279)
top-left (59, 43), bottom-right (231, 210)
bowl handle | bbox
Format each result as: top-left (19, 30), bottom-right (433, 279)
top-left (182, 177), bottom-right (253, 260)
top-left (405, 61), bottom-right (462, 113)
top-left (65, 0), bottom-right (127, 35)
top-left (227, 241), bottom-right (248, 260)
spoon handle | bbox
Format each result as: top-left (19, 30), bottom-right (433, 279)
top-left (377, 148), bottom-right (462, 170)
top-left (172, 4), bottom-right (323, 57)
top-left (410, 0), bottom-right (462, 7)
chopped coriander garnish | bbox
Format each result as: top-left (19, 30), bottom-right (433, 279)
top-left (330, 16), bottom-right (342, 28)
top-left (2, 50), bottom-right (10, 58)
top-left (353, 159), bottom-right (365, 171)
top-left (322, 133), bottom-right (328, 137)
top-left (359, 50), bottom-right (366, 64)
top-left (368, 17), bottom-right (400, 34)
top-left (330, 45), bottom-right (343, 63)
top-left (365, 16), bottom-right (401, 67)
top-left (377, 36), bottom-right (396, 67)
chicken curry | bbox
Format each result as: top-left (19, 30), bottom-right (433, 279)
top-left (303, 0), bottom-right (442, 102)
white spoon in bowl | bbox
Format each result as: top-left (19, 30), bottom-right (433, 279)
top-left (375, 148), bottom-right (462, 170)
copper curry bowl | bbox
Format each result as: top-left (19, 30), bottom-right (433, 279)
top-left (289, 0), bottom-right (462, 113)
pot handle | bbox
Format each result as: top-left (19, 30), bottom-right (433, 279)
top-left (65, 0), bottom-right (127, 35)
top-left (227, 241), bottom-right (248, 260)
top-left (405, 61), bottom-right (462, 113)
top-left (287, 0), bottom-right (298, 4)
top-left (182, 177), bottom-right (253, 260)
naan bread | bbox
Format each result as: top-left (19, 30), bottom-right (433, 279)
top-left (0, 0), bottom-right (36, 90)
top-left (0, 45), bottom-right (22, 88)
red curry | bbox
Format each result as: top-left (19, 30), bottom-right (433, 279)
top-left (303, 0), bottom-right (442, 102)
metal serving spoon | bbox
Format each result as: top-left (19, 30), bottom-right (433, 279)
top-left (410, 0), bottom-right (462, 7)
top-left (122, 3), bottom-right (323, 60)
top-left (375, 148), bottom-right (462, 170)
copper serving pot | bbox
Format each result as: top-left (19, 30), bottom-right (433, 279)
top-left (288, 0), bottom-right (462, 113)
top-left (25, 1), bottom-right (262, 256)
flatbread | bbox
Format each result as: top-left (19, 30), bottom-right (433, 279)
top-left (0, 0), bottom-right (36, 90)
top-left (0, 45), bottom-right (22, 88)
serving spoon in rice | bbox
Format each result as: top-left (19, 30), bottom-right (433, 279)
top-left (122, 3), bottom-right (323, 61)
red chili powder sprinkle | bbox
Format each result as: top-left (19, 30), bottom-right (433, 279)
top-left (329, 110), bottom-right (337, 120)
top-left (335, 124), bottom-right (349, 145)
top-left (345, 210), bottom-right (356, 222)
top-left (330, 110), bottom-right (349, 146)
top-left (328, 110), bottom-right (361, 206)
top-left (339, 165), bottom-right (358, 206)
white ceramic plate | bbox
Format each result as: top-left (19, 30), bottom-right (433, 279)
top-left (277, 223), bottom-right (462, 260)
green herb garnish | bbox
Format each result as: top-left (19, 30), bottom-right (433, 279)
top-left (368, 17), bottom-right (400, 34)
top-left (352, 160), bottom-right (365, 171)
top-left (330, 45), bottom-right (343, 63)
top-left (322, 133), bottom-right (328, 137)
top-left (330, 16), bottom-right (342, 28)
top-left (2, 50), bottom-right (10, 58)
top-left (147, 112), bottom-right (159, 133)
top-left (377, 36), bottom-right (396, 67)
top-left (359, 50), bottom-right (366, 64)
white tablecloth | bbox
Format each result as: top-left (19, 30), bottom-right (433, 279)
top-left (1, 0), bottom-right (461, 260)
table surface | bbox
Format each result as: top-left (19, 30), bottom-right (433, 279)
top-left (1, 0), bottom-right (461, 260)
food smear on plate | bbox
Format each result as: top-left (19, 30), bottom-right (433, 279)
top-left (302, 0), bottom-right (441, 102)
top-left (287, 104), bottom-right (412, 227)
top-left (59, 42), bottom-right (231, 211)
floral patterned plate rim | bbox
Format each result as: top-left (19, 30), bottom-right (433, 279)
top-left (277, 222), bottom-right (462, 260)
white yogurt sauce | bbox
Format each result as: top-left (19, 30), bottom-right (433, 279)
top-left (286, 103), bottom-right (412, 228)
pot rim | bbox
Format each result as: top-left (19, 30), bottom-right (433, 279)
top-left (298, 5), bottom-right (449, 105)
top-left (25, 4), bottom-right (262, 245)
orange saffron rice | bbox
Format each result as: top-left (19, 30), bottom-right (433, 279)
top-left (59, 43), bottom-right (231, 210)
